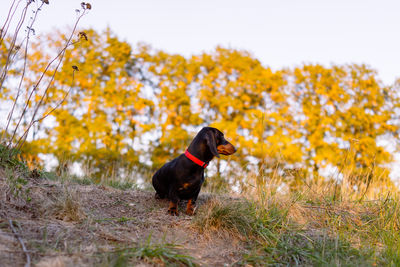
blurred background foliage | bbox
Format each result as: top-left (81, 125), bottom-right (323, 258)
top-left (1, 28), bottom-right (399, 192)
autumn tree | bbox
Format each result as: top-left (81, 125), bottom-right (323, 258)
top-left (134, 44), bottom-right (202, 169)
top-left (292, 64), bottom-right (399, 187)
top-left (22, 28), bottom-right (152, 181)
top-left (190, 47), bottom-right (302, 190)
top-left (2, 24), bottom-right (399, 191)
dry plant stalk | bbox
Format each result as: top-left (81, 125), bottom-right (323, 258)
top-left (0, 0), bottom-right (91, 150)
top-left (8, 219), bottom-right (31, 267)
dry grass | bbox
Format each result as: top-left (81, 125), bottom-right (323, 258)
top-left (193, 197), bottom-right (258, 240)
top-left (191, 164), bottom-right (400, 266)
top-left (0, 169), bottom-right (241, 266)
top-left (1, 144), bottom-right (400, 266)
top-left (41, 186), bottom-right (86, 222)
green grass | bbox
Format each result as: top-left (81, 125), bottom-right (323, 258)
top-left (107, 180), bottom-right (137, 190)
top-left (0, 144), bottom-right (143, 193)
top-left (0, 144), bottom-right (34, 202)
top-left (193, 198), bottom-right (258, 238)
top-left (39, 168), bottom-right (138, 190)
top-left (69, 175), bottom-right (94, 185)
top-left (193, 190), bottom-right (400, 266)
top-left (104, 235), bottom-right (198, 267)
top-left (3, 143), bottom-right (400, 265)
top-left (242, 232), bottom-right (375, 266)
top-left (0, 144), bottom-right (27, 170)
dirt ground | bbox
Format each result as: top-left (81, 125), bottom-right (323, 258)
top-left (0, 175), bottom-right (244, 266)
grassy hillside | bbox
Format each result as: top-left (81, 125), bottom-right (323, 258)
top-left (0, 147), bottom-right (399, 266)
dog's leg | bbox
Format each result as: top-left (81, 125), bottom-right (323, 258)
top-left (168, 187), bottom-right (179, 216)
top-left (186, 199), bottom-right (196, 215)
top-left (186, 188), bottom-right (201, 215)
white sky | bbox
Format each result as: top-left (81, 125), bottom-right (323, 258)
top-left (1, 0), bottom-right (400, 85)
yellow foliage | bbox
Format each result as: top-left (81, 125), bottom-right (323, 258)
top-left (2, 28), bottom-right (398, 187)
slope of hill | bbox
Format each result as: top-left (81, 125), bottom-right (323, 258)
top-left (0, 171), bottom-right (242, 266)
top-left (1, 157), bottom-right (400, 266)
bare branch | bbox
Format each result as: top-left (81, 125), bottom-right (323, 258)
top-left (0, 0), bottom-right (19, 44)
top-left (1, 1), bottom-right (45, 142)
top-left (8, 219), bottom-right (31, 267)
top-left (32, 68), bottom-right (77, 124)
top-left (13, 9), bottom-right (89, 149)
top-left (0, 0), bottom-right (31, 92)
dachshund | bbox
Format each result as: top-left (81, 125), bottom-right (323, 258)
top-left (152, 127), bottom-right (236, 216)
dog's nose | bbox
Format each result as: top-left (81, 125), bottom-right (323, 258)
top-left (230, 145), bottom-right (237, 153)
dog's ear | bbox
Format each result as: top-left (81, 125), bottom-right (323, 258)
top-left (206, 131), bottom-right (220, 158)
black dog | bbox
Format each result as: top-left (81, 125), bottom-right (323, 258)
top-left (152, 127), bottom-right (236, 216)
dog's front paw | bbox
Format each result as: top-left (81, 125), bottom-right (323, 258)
top-left (168, 207), bottom-right (179, 216)
top-left (168, 201), bottom-right (179, 216)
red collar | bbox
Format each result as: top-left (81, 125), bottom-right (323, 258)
top-left (185, 149), bottom-right (208, 168)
